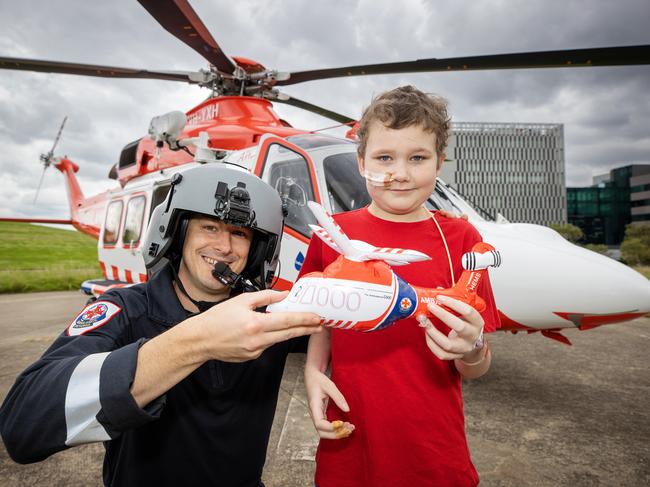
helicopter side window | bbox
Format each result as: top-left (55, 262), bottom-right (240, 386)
top-left (122, 195), bottom-right (146, 246)
top-left (431, 182), bottom-right (494, 221)
top-left (103, 200), bottom-right (123, 246)
top-left (323, 152), bottom-right (371, 212)
top-left (264, 144), bottom-right (316, 237)
top-left (118, 138), bottom-right (141, 169)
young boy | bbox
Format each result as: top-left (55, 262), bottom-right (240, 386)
top-left (301, 86), bottom-right (501, 487)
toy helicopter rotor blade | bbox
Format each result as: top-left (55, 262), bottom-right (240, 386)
top-left (273, 95), bottom-right (356, 125)
top-left (0, 56), bottom-right (196, 83)
top-left (276, 44), bottom-right (650, 86)
top-left (307, 202), bottom-right (358, 258)
top-left (138, 0), bottom-right (237, 75)
top-left (308, 224), bottom-right (343, 254)
top-left (365, 249), bottom-right (431, 265)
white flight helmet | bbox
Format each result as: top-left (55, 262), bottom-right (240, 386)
top-left (143, 164), bottom-right (284, 289)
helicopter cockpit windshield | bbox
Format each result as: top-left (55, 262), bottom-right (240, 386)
top-left (262, 142), bottom-right (317, 237)
top-left (322, 152), bottom-right (371, 213)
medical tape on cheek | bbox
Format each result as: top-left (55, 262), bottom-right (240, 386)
top-left (362, 169), bottom-right (395, 188)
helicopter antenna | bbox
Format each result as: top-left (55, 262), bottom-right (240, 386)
top-left (35, 116), bottom-right (67, 204)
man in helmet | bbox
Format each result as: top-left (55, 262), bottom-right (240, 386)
top-left (0, 164), bottom-right (322, 487)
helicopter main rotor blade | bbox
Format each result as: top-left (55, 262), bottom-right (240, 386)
top-left (274, 96), bottom-right (356, 125)
top-left (138, 0), bottom-right (237, 75)
top-left (277, 45), bottom-right (650, 86)
top-left (0, 56), bottom-right (197, 83)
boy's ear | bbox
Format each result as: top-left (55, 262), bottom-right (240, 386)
top-left (436, 153), bottom-right (446, 173)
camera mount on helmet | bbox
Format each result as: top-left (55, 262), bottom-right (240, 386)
top-left (213, 181), bottom-right (256, 228)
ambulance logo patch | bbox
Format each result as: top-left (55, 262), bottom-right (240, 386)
top-left (67, 301), bottom-right (122, 336)
top-left (400, 297), bottom-right (413, 313)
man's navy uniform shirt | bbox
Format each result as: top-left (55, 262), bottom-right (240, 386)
top-left (0, 264), bottom-right (305, 487)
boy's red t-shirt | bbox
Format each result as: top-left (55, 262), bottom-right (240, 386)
top-left (299, 207), bottom-right (501, 487)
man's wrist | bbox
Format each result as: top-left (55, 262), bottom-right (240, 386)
top-left (175, 316), bottom-right (212, 364)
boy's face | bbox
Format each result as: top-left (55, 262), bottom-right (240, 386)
top-left (357, 122), bottom-right (444, 220)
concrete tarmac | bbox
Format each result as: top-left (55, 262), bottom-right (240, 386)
top-left (0, 291), bottom-right (648, 486)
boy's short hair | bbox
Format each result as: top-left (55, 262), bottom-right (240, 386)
top-left (356, 85), bottom-right (451, 158)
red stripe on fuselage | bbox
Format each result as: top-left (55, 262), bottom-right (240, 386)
top-left (497, 310), bottom-right (531, 331)
top-left (553, 311), bottom-right (647, 330)
top-left (272, 277), bottom-right (293, 291)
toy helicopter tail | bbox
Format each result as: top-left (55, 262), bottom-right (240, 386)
top-left (461, 243), bottom-right (502, 275)
top-left (447, 242), bottom-right (501, 311)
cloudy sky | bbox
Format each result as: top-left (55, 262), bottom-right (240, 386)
top-left (0, 0), bottom-right (648, 219)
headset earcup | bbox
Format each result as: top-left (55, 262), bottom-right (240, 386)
top-left (243, 232), bottom-right (269, 286)
top-left (171, 218), bottom-right (190, 261)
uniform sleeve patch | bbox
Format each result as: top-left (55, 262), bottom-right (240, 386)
top-left (67, 301), bottom-right (122, 336)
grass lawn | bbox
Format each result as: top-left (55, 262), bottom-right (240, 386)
top-left (0, 221), bottom-right (648, 293)
top-left (634, 266), bottom-right (650, 279)
top-left (0, 222), bottom-right (101, 293)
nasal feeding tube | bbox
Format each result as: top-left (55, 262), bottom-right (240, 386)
top-left (362, 169), bottom-right (395, 187)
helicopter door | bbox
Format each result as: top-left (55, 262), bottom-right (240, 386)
top-left (98, 193), bottom-right (148, 284)
top-left (254, 136), bottom-right (321, 288)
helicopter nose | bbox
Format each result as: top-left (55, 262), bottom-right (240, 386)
top-left (475, 222), bottom-right (650, 329)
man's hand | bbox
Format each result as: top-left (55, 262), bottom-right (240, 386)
top-left (304, 368), bottom-right (354, 439)
top-left (132, 290), bottom-right (321, 408)
top-left (419, 295), bottom-right (483, 361)
top-left (194, 290), bottom-right (322, 362)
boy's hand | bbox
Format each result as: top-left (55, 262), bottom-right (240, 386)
top-left (438, 209), bottom-right (468, 221)
top-left (304, 368), bottom-right (355, 439)
top-left (420, 295), bottom-right (484, 361)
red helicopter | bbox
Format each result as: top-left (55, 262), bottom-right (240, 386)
top-left (1, 0), bottom-right (649, 343)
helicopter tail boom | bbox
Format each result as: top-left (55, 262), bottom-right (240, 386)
top-left (53, 158), bottom-right (102, 239)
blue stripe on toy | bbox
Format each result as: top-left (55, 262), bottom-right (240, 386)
top-left (372, 274), bottom-right (417, 331)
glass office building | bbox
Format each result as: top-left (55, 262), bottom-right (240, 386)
top-left (443, 122), bottom-right (566, 225)
top-left (631, 168), bottom-right (650, 224)
top-left (568, 165), bottom-right (650, 245)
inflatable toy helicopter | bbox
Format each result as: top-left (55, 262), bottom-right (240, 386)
top-left (1, 0), bottom-right (649, 344)
top-left (267, 202), bottom-right (501, 332)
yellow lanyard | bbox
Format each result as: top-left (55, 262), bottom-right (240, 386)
top-left (425, 208), bottom-right (456, 287)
